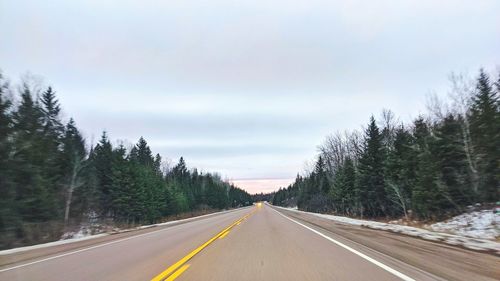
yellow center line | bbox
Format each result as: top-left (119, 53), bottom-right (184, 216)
top-left (218, 230), bottom-right (230, 239)
top-left (164, 264), bottom-right (190, 281)
top-left (151, 208), bottom-right (256, 281)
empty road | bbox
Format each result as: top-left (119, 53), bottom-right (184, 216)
top-left (1, 204), bottom-right (498, 281)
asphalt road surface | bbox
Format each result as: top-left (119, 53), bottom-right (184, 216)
top-left (1, 204), bottom-right (499, 281)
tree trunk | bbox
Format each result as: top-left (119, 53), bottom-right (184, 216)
top-left (64, 158), bottom-right (82, 226)
top-left (461, 120), bottom-right (479, 194)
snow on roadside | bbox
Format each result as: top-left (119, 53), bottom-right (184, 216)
top-left (273, 205), bottom-right (500, 254)
top-left (0, 233), bottom-right (109, 255)
top-left (430, 210), bottom-right (499, 240)
top-left (60, 224), bottom-right (100, 240)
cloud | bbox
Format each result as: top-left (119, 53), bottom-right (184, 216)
top-left (1, 0), bottom-right (499, 193)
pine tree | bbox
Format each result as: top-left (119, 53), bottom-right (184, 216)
top-left (41, 87), bottom-right (64, 139)
top-left (153, 153), bottom-right (162, 175)
top-left (469, 70), bottom-right (499, 201)
top-left (434, 114), bottom-right (474, 209)
top-left (330, 157), bottom-right (356, 215)
top-left (229, 185), bottom-right (252, 207)
top-left (60, 118), bottom-right (86, 225)
top-left (170, 157), bottom-right (195, 207)
top-left (135, 164), bottom-right (165, 223)
top-left (0, 73), bottom-right (12, 174)
top-left (0, 71), bottom-right (256, 248)
top-left (0, 73), bottom-right (11, 152)
top-left (92, 132), bottom-right (114, 216)
top-left (172, 157), bottom-right (188, 178)
top-left (110, 145), bottom-right (138, 223)
top-left (356, 116), bottom-right (387, 217)
top-left (130, 137), bottom-right (154, 167)
top-left (411, 117), bottom-right (444, 219)
top-left (0, 73), bottom-right (18, 248)
top-left (40, 87), bottom-right (65, 217)
top-left (76, 146), bottom-right (101, 219)
top-left (298, 156), bottom-right (330, 212)
top-left (496, 73), bottom-right (500, 108)
top-left (11, 83), bottom-right (54, 222)
top-left (314, 156), bottom-right (330, 194)
top-left (384, 125), bottom-right (415, 218)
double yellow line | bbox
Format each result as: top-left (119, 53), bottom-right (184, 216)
top-left (151, 209), bottom-right (255, 281)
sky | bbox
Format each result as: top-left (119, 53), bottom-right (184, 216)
top-left (1, 0), bottom-right (499, 193)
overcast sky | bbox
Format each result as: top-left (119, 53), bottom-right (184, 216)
top-left (1, 0), bottom-right (499, 193)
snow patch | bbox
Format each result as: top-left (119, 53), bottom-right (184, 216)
top-left (0, 233), bottom-right (109, 255)
top-left (430, 210), bottom-right (499, 240)
top-left (274, 205), bottom-right (500, 254)
top-left (60, 224), bottom-right (100, 240)
top-left (0, 207), bottom-right (249, 255)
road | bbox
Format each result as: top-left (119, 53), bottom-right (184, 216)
top-left (0, 204), bottom-right (498, 281)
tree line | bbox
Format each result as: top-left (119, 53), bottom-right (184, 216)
top-left (0, 71), bottom-right (252, 249)
top-left (271, 69), bottom-right (499, 220)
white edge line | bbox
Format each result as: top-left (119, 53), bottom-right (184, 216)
top-left (270, 207), bottom-right (416, 281)
top-left (1, 206), bottom-right (252, 256)
top-left (0, 234), bottom-right (110, 255)
top-left (0, 207), bottom-right (250, 273)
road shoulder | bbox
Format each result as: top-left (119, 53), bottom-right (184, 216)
top-left (272, 206), bottom-right (500, 281)
top-left (0, 207), bottom-right (250, 269)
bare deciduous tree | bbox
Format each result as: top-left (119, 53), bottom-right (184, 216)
top-left (64, 156), bottom-right (85, 226)
top-left (319, 130), bottom-right (362, 176)
top-left (448, 73), bottom-right (479, 194)
top-left (380, 108), bottom-right (399, 148)
top-left (387, 183), bottom-right (409, 220)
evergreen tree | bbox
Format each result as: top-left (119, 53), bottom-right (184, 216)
top-left (60, 118), bottom-right (86, 224)
top-left (0, 73), bottom-right (17, 248)
top-left (172, 157), bottom-right (188, 178)
top-left (0, 73), bottom-right (12, 150)
top-left (330, 157), bottom-right (356, 215)
top-left (110, 145), bottom-right (142, 223)
top-left (0, 73), bottom-right (12, 166)
top-left (411, 117), bottom-right (443, 219)
top-left (153, 153), bottom-right (162, 175)
top-left (92, 132), bottom-right (114, 216)
top-left (356, 116), bottom-right (387, 217)
top-left (76, 146), bottom-right (102, 219)
top-left (434, 114), bottom-right (474, 209)
top-left (314, 156), bottom-right (330, 194)
top-left (0, 71), bottom-right (254, 249)
top-left (384, 125), bottom-right (415, 218)
top-left (134, 165), bottom-right (164, 223)
top-left (469, 70), bottom-right (499, 201)
top-left (298, 157), bottom-right (330, 212)
top-left (39, 87), bottom-right (65, 216)
top-left (11, 83), bottom-right (54, 222)
top-left (130, 137), bottom-right (154, 167)
top-left (170, 157), bottom-right (195, 207)
top-left (229, 185), bottom-right (252, 207)
top-left (263, 68), bottom-right (497, 220)
top-left (41, 87), bottom-right (64, 139)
